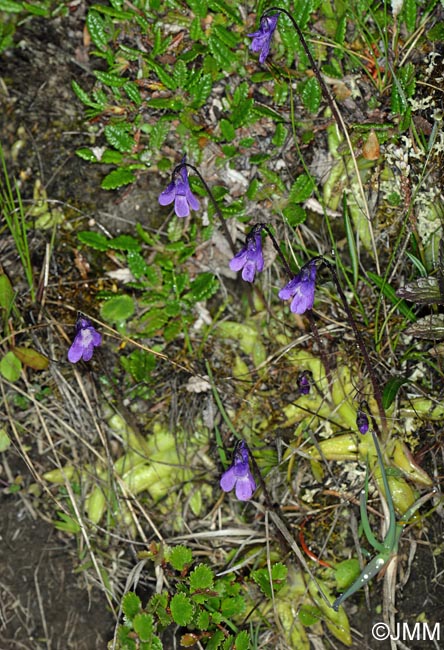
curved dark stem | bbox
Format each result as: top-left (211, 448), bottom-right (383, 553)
top-left (264, 7), bottom-right (348, 139)
top-left (258, 223), bottom-right (294, 279)
top-left (324, 260), bottom-right (387, 434)
top-left (175, 163), bottom-right (236, 254)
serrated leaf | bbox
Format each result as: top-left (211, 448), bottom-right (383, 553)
top-left (212, 24), bottom-right (238, 49)
top-left (72, 80), bottom-right (101, 109)
top-left (208, 33), bottom-right (236, 70)
top-left (11, 347), bottom-right (49, 370)
top-left (133, 612), bottom-right (154, 642)
top-left (94, 70), bottom-right (125, 87)
top-left (300, 76), bottom-right (322, 113)
top-left (188, 72), bottom-right (212, 108)
top-left (220, 118), bottom-right (236, 141)
top-left (396, 277), bottom-right (444, 305)
top-left (124, 81), bottom-right (142, 106)
top-left (169, 545), bottom-right (193, 571)
top-left (100, 295), bottom-right (135, 323)
top-left (146, 59), bottom-right (177, 90)
top-left (122, 591), bottom-right (142, 619)
top-left (121, 349), bottom-right (156, 382)
top-left (139, 308), bottom-right (169, 336)
top-left (186, 0), bottom-right (208, 17)
top-left (170, 593), bottom-right (194, 626)
top-left (235, 630), bottom-right (250, 650)
top-left (109, 235), bottom-right (141, 252)
top-left (127, 251), bottom-right (149, 279)
top-left (75, 147), bottom-right (98, 162)
top-left (173, 60), bottom-right (188, 88)
top-left (86, 9), bottom-right (109, 51)
top-left (104, 124), bottom-right (135, 153)
top-left (402, 0), bottom-right (416, 32)
top-left (189, 564), bottom-right (214, 592)
top-left (184, 273), bottom-right (219, 303)
top-left (289, 174), bottom-right (315, 203)
top-left (208, 0), bottom-right (242, 24)
top-left (101, 168), bottom-right (136, 190)
top-left (78, 231), bottom-right (110, 251)
top-left (0, 351), bottom-right (21, 382)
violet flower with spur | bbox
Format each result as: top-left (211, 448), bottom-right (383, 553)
top-left (158, 155), bottom-right (200, 218)
top-left (68, 316), bottom-right (102, 363)
top-left (220, 440), bottom-right (256, 501)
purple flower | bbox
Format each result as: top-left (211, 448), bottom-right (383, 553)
top-left (356, 410), bottom-right (369, 435)
top-left (158, 156), bottom-right (200, 218)
top-left (278, 260), bottom-right (317, 314)
top-left (297, 371), bottom-right (311, 395)
top-left (247, 13), bottom-right (279, 64)
top-left (229, 226), bottom-right (264, 282)
top-left (68, 316), bottom-right (102, 363)
top-left (220, 441), bottom-right (256, 501)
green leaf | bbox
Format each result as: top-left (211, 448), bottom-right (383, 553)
top-left (0, 273), bottom-right (14, 313)
top-left (146, 60), bottom-right (177, 90)
top-left (94, 70), bottom-right (125, 87)
top-left (101, 168), bottom-right (136, 190)
top-left (189, 564), bottom-right (214, 591)
top-left (173, 60), bottom-right (188, 88)
top-left (402, 0), bottom-right (416, 32)
top-left (77, 231), bottom-right (110, 251)
top-left (86, 9), bottom-right (109, 52)
top-left (148, 120), bottom-right (170, 150)
top-left (184, 273), bottom-right (219, 303)
top-left (300, 76), bottom-right (322, 113)
top-left (22, 3), bottom-right (49, 16)
top-left (124, 81), bottom-right (142, 106)
top-left (208, 33), bottom-right (236, 70)
top-left (127, 251), bottom-right (149, 279)
top-left (298, 604), bottom-right (322, 626)
top-left (169, 545), bottom-right (193, 571)
top-left (104, 124), bottom-right (135, 153)
top-left (0, 351), bottom-right (21, 382)
top-left (282, 204), bottom-right (306, 226)
top-left (109, 235), bottom-right (141, 252)
top-left (72, 80), bottom-right (102, 109)
top-left (186, 0), bottom-right (208, 17)
top-left (188, 72), bottom-right (212, 108)
top-left (334, 558), bottom-right (361, 590)
top-left (220, 118), bottom-right (236, 141)
top-left (122, 591), bottom-right (142, 619)
top-left (208, 0), bottom-right (242, 24)
top-left (75, 147), bottom-right (98, 162)
top-left (289, 174), bottom-right (315, 203)
top-left (139, 308), bottom-right (169, 336)
top-left (100, 295), bottom-right (135, 323)
top-left (121, 349), bottom-right (156, 382)
top-left (382, 377), bottom-right (409, 409)
top-left (133, 612), bottom-right (154, 642)
top-left (235, 631), bottom-right (250, 650)
top-left (0, 1), bottom-right (22, 11)
top-left (170, 593), bottom-right (194, 626)
top-left (0, 428), bottom-right (11, 452)
top-left (196, 610), bottom-right (210, 630)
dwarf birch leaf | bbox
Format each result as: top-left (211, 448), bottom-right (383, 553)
top-left (189, 564), bottom-right (214, 591)
top-left (169, 545), bottom-right (193, 571)
top-left (133, 612), bottom-right (154, 642)
top-left (170, 593), bottom-right (193, 626)
top-left (122, 592), bottom-right (141, 620)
